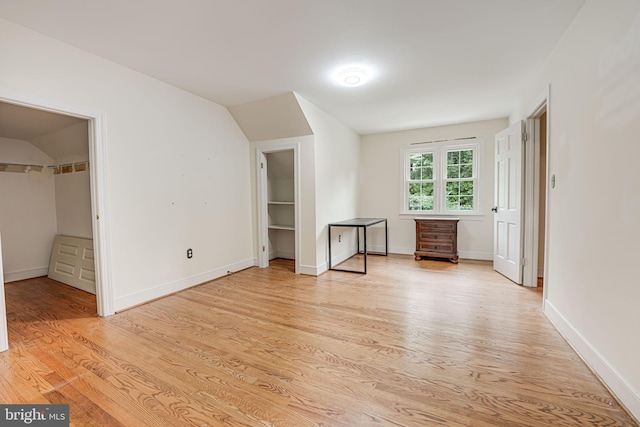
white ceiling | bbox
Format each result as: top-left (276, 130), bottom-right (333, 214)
top-left (0, 102), bottom-right (85, 141)
top-left (0, 0), bottom-right (585, 135)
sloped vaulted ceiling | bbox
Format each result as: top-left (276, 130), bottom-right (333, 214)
top-left (229, 92), bottom-right (313, 141)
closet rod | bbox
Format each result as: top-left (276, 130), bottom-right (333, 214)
top-left (0, 162), bottom-right (44, 172)
top-left (0, 162), bottom-right (45, 168)
top-left (47, 160), bottom-right (89, 169)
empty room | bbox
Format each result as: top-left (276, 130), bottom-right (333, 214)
top-left (0, 1), bottom-right (639, 426)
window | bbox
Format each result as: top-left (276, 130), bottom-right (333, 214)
top-left (445, 148), bottom-right (475, 211)
top-left (403, 140), bottom-right (479, 214)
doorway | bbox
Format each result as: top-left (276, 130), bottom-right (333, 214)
top-left (257, 144), bottom-right (300, 274)
top-left (0, 90), bottom-right (113, 351)
top-left (522, 87), bottom-right (550, 289)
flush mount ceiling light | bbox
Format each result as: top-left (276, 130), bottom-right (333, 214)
top-left (335, 67), bottom-right (369, 87)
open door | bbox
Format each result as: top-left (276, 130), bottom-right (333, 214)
top-left (0, 234), bottom-right (9, 352)
top-left (257, 150), bottom-right (269, 268)
top-left (493, 122), bottom-right (525, 284)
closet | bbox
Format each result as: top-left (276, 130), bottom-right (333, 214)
top-left (265, 150), bottom-right (295, 262)
top-left (0, 102), bottom-right (93, 291)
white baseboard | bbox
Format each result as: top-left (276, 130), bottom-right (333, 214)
top-left (388, 245), bottom-right (414, 255)
top-left (331, 246), bottom-right (357, 265)
top-left (4, 267), bottom-right (49, 283)
top-left (544, 300), bottom-right (640, 423)
top-left (300, 263), bottom-right (321, 276)
top-left (270, 250), bottom-right (294, 260)
top-left (385, 246), bottom-right (493, 261)
top-left (458, 251), bottom-right (492, 261)
top-left (113, 258), bottom-right (254, 312)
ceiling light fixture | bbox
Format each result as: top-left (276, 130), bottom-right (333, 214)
top-left (336, 67), bottom-right (369, 87)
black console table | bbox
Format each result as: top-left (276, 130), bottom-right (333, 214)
top-left (328, 218), bottom-right (388, 274)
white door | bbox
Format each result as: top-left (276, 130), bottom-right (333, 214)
top-left (0, 234), bottom-right (9, 352)
top-left (493, 122), bottom-right (525, 284)
top-left (257, 150), bottom-right (269, 268)
top-left (48, 235), bottom-right (97, 294)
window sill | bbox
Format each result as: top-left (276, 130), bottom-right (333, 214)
top-left (399, 212), bottom-right (486, 221)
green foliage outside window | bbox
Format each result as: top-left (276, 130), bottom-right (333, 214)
top-left (409, 182), bottom-right (434, 211)
top-left (408, 153), bottom-right (434, 211)
top-left (409, 153), bottom-right (433, 180)
top-left (445, 149), bottom-right (474, 210)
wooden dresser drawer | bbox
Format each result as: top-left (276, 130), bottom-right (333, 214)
top-left (414, 218), bottom-right (459, 263)
top-left (418, 241), bottom-right (454, 254)
top-left (418, 231), bottom-right (454, 241)
top-left (417, 221), bottom-right (456, 232)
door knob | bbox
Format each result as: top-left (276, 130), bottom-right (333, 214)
top-left (491, 206), bottom-right (498, 213)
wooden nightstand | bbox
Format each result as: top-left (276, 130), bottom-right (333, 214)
top-left (414, 218), bottom-right (459, 263)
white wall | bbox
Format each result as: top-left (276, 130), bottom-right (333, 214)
top-left (0, 137), bottom-right (57, 281)
top-left (295, 94), bottom-right (361, 272)
top-left (0, 18), bottom-right (253, 311)
top-left (360, 118), bottom-right (508, 259)
top-left (30, 121), bottom-right (93, 239)
top-left (54, 171), bottom-right (92, 239)
top-left (511, 0), bottom-right (640, 420)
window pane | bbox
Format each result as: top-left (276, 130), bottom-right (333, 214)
top-left (409, 154), bottom-right (421, 180)
top-left (460, 196), bottom-right (474, 210)
top-left (421, 183), bottom-right (434, 210)
top-left (408, 183), bottom-right (420, 210)
top-left (408, 182), bottom-right (434, 211)
top-left (447, 165), bottom-right (459, 179)
top-left (460, 164), bottom-right (473, 178)
top-left (446, 196), bottom-right (459, 210)
top-left (410, 167), bottom-right (420, 180)
top-left (409, 154), bottom-right (422, 168)
top-left (446, 181), bottom-right (459, 195)
top-left (410, 153), bottom-right (435, 180)
top-left (461, 150), bottom-right (473, 164)
top-left (424, 166), bottom-right (433, 180)
top-left (460, 181), bottom-right (474, 195)
top-left (447, 151), bottom-right (459, 165)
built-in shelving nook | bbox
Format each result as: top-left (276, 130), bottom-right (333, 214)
top-left (258, 146), bottom-right (299, 273)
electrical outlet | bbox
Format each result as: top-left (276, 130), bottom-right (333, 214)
top-left (187, 248), bottom-right (193, 259)
top-left (338, 234), bottom-right (342, 243)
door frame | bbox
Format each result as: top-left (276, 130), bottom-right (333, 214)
top-left (522, 85), bottom-right (550, 293)
top-left (0, 88), bottom-right (114, 326)
top-left (256, 142), bottom-right (300, 274)
top-left (0, 235), bottom-right (8, 351)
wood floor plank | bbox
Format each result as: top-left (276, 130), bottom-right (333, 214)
top-left (0, 256), bottom-right (637, 426)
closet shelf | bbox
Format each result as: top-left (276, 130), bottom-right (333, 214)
top-left (268, 224), bottom-right (295, 231)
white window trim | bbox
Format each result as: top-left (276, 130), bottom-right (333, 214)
top-left (400, 138), bottom-right (482, 216)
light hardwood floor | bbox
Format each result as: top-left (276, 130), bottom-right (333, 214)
top-left (1, 256), bottom-right (637, 426)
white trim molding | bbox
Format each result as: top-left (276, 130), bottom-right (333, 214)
top-left (114, 258), bottom-right (254, 312)
top-left (545, 301), bottom-right (640, 423)
top-left (3, 267), bottom-right (49, 283)
top-left (0, 235), bottom-right (9, 352)
top-left (0, 86), bottom-right (114, 318)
